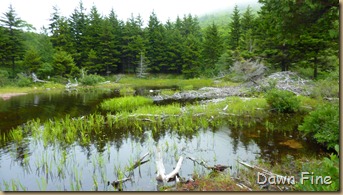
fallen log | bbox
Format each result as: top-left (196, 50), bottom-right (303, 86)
top-left (126, 152), bottom-right (150, 172)
top-left (156, 147), bottom-right (184, 183)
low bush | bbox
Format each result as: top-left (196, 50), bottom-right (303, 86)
top-left (298, 103), bottom-right (339, 149)
top-left (0, 69), bottom-right (11, 86)
top-left (16, 74), bottom-right (33, 87)
top-left (295, 145), bottom-right (339, 191)
top-left (100, 96), bottom-right (153, 112)
top-left (80, 74), bottom-right (105, 86)
top-left (265, 89), bottom-right (300, 113)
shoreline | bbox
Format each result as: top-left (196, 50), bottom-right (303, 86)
top-left (0, 93), bottom-right (28, 100)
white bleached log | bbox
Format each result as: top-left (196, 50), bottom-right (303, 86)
top-left (156, 147), bottom-right (184, 183)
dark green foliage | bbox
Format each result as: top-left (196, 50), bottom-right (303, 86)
top-left (37, 62), bottom-right (53, 79)
top-left (228, 5), bottom-right (241, 50)
top-left (52, 50), bottom-right (79, 77)
top-left (146, 11), bottom-right (167, 73)
top-left (0, 4), bottom-right (25, 77)
top-left (295, 145), bottom-right (339, 191)
top-left (23, 48), bottom-right (42, 73)
top-left (298, 103), bottom-right (339, 150)
top-left (265, 89), bottom-right (300, 113)
top-left (16, 73), bottom-right (32, 87)
top-left (202, 22), bottom-right (223, 76)
top-left (79, 74), bottom-right (105, 85)
top-left (0, 69), bottom-right (10, 86)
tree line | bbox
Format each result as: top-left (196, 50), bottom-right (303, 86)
top-left (0, 0), bottom-right (339, 80)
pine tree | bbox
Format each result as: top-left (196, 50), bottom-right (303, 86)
top-left (146, 11), bottom-right (167, 73)
top-left (202, 22), bottom-right (223, 75)
top-left (23, 48), bottom-right (42, 74)
top-left (239, 5), bottom-right (256, 59)
top-left (228, 5), bottom-right (241, 50)
top-left (52, 50), bottom-right (79, 77)
top-left (99, 17), bottom-right (121, 75)
top-left (164, 20), bottom-right (183, 74)
top-left (69, 0), bottom-right (88, 68)
top-left (0, 4), bottom-right (25, 77)
top-left (122, 14), bottom-right (146, 73)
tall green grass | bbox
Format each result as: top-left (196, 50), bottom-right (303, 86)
top-left (100, 96), bottom-right (154, 112)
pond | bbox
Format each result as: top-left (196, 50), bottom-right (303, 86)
top-left (0, 88), bottom-right (324, 191)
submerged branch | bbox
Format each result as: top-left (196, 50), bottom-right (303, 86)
top-left (186, 157), bottom-right (232, 172)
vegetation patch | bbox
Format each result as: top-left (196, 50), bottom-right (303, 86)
top-left (298, 102), bottom-right (339, 149)
top-left (80, 74), bottom-right (106, 85)
top-left (265, 89), bottom-right (300, 113)
top-left (100, 96), bottom-right (154, 112)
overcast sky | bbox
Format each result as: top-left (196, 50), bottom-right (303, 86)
top-left (0, 0), bottom-right (258, 32)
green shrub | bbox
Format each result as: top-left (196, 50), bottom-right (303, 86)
top-left (100, 96), bottom-right (153, 112)
top-left (310, 79), bottom-right (339, 99)
top-left (295, 145), bottom-right (339, 191)
top-left (16, 74), bottom-right (32, 87)
top-left (80, 74), bottom-right (105, 85)
top-left (265, 89), bottom-right (300, 113)
top-left (0, 69), bottom-right (10, 86)
top-left (298, 103), bottom-right (339, 149)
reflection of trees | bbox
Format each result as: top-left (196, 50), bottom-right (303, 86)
top-left (226, 113), bottom-right (321, 165)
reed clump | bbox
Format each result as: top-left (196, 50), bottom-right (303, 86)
top-left (100, 96), bottom-right (154, 112)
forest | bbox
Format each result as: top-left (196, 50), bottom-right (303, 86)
top-left (0, 0), bottom-right (338, 81)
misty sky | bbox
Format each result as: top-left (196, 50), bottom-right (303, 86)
top-left (0, 0), bottom-right (258, 32)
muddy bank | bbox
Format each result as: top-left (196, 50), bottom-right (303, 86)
top-left (0, 93), bottom-right (27, 100)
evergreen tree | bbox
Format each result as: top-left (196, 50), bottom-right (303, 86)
top-left (239, 5), bottom-right (256, 59)
top-left (108, 9), bottom-right (123, 74)
top-left (84, 5), bottom-right (102, 73)
top-left (99, 17), bottom-right (121, 75)
top-left (182, 34), bottom-right (202, 78)
top-left (164, 20), bottom-right (184, 74)
top-left (228, 5), bottom-right (241, 50)
top-left (146, 11), bottom-right (167, 73)
top-left (52, 50), bottom-right (79, 77)
top-left (69, 0), bottom-right (88, 68)
top-left (122, 14), bottom-right (146, 73)
top-left (23, 48), bottom-right (42, 74)
top-left (255, 0), bottom-right (294, 71)
top-left (202, 22), bottom-right (223, 75)
top-left (0, 4), bottom-right (25, 77)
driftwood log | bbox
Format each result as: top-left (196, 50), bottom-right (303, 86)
top-left (156, 147), bottom-right (183, 183)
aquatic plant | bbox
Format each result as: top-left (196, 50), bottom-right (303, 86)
top-left (100, 96), bottom-right (154, 112)
top-left (119, 87), bottom-right (135, 96)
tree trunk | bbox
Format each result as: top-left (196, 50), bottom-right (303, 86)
top-left (313, 56), bottom-right (318, 79)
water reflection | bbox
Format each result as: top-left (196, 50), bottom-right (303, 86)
top-left (0, 89), bottom-right (118, 132)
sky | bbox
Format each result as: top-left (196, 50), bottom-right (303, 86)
top-left (0, 0), bottom-right (258, 32)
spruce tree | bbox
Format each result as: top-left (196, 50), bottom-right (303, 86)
top-left (228, 5), bottom-right (241, 50)
top-left (146, 11), bottom-right (167, 73)
top-left (69, 0), bottom-right (88, 68)
top-left (0, 4), bottom-right (25, 77)
top-left (202, 22), bottom-right (223, 75)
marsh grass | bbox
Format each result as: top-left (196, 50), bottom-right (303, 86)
top-left (100, 96), bottom-right (153, 112)
top-left (119, 77), bottom-right (213, 89)
top-left (119, 87), bottom-right (135, 96)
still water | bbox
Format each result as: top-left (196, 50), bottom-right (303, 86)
top-left (0, 89), bottom-right (323, 191)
